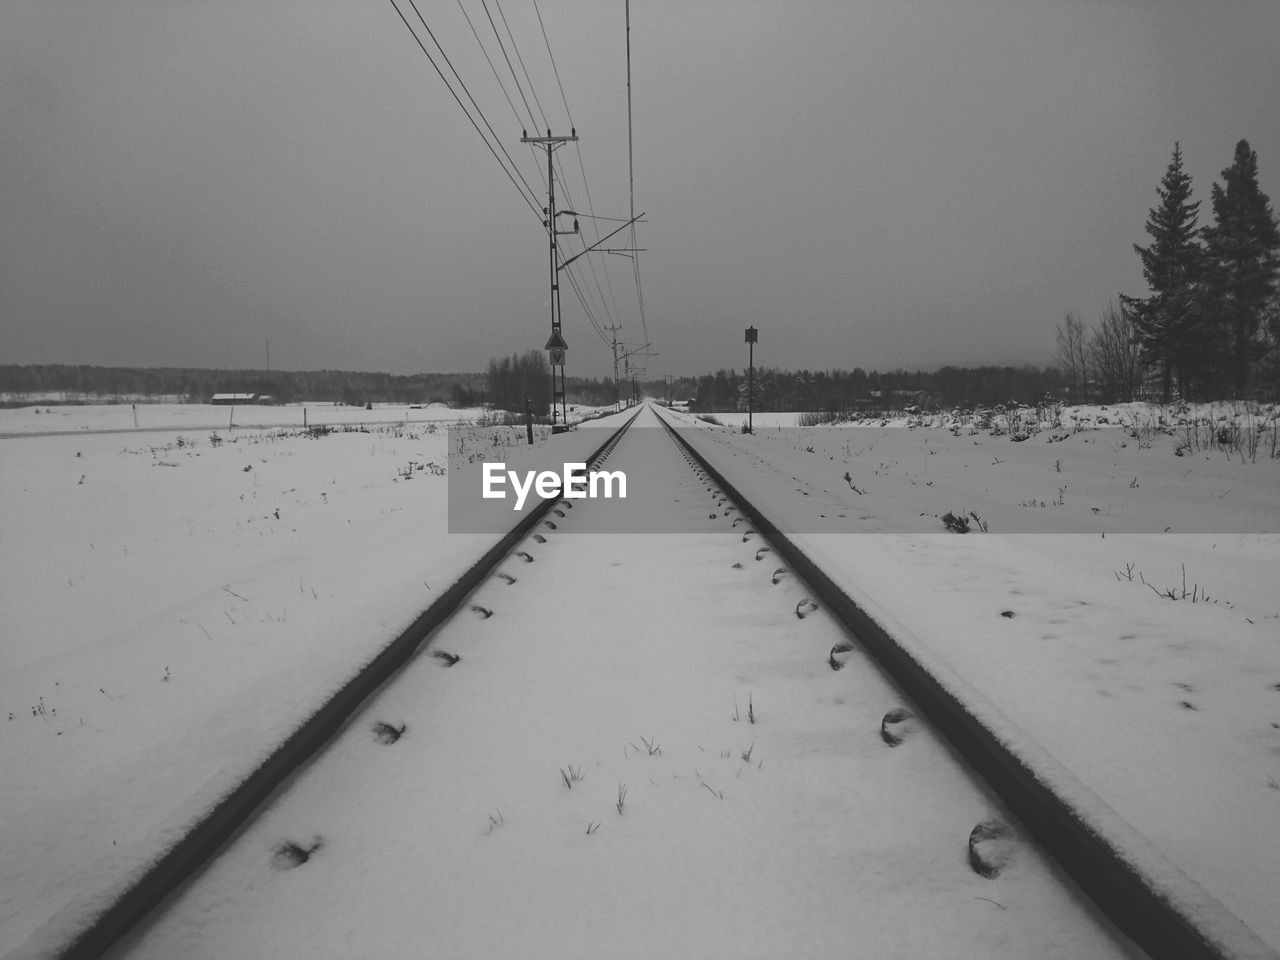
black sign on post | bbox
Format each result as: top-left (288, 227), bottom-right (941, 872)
top-left (744, 326), bottom-right (757, 433)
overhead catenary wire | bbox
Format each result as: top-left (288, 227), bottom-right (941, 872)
top-left (386, 0), bottom-right (542, 221)
top-left (392, 0), bottom-right (627, 368)
top-left (489, 0), bottom-right (624, 349)
top-left (454, 0), bottom-right (548, 196)
top-left (479, 0), bottom-right (539, 132)
top-left (626, 0), bottom-right (649, 366)
top-left (533, 0), bottom-right (624, 336)
top-left (454, 0), bottom-right (526, 146)
top-left (404, 0), bottom-right (542, 203)
top-left (494, 0), bottom-right (551, 131)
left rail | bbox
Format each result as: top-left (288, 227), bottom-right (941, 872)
top-left (42, 407), bottom-right (643, 960)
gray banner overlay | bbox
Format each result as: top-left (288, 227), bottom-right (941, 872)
top-left (449, 426), bottom-right (1277, 534)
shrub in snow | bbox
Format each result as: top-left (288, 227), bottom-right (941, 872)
top-left (372, 721), bottom-right (406, 745)
top-left (941, 510), bottom-right (987, 533)
top-left (272, 836), bottom-right (323, 870)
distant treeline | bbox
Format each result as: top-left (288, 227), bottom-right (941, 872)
top-left (483, 350), bottom-right (621, 413)
top-left (0, 365), bottom-right (485, 406)
top-left (667, 365), bottom-right (1066, 413)
top-left (2, 361), bottom-right (640, 411)
top-left (2, 361), bottom-right (1091, 414)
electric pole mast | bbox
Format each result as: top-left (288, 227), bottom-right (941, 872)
top-left (605, 324), bottom-right (623, 411)
top-left (521, 128), bottom-right (578, 431)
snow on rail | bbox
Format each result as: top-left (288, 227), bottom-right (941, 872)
top-left (654, 403), bottom-right (1279, 960)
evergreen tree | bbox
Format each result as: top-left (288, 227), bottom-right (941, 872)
top-left (1201, 139), bottom-right (1280, 394)
top-left (1121, 143), bottom-right (1205, 401)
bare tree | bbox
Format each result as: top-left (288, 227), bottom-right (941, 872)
top-left (1087, 301), bottom-right (1142, 402)
top-left (1056, 312), bottom-right (1090, 402)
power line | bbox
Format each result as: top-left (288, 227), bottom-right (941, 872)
top-left (494, 0), bottom-right (550, 130)
top-left (561, 260), bottom-right (613, 347)
top-left (454, 0), bottom-right (547, 195)
top-left (533, 0), bottom-right (622, 338)
top-left (479, 0), bottom-right (538, 131)
top-left (454, 0), bottom-right (523, 133)
top-left (404, 0), bottom-right (540, 204)
top-left (386, 0), bottom-right (541, 220)
top-left (626, 0), bottom-right (650, 358)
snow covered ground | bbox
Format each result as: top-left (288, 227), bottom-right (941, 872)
top-left (662, 403), bottom-right (1280, 949)
top-left (2, 400), bottom-right (1277, 956)
top-left (0, 403), bottom-right (620, 956)
top-left (0, 399), bottom-right (616, 438)
top-left (105, 409), bottom-right (1140, 959)
top-left (0, 399), bottom-right (482, 437)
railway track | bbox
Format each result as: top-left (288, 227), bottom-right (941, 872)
top-left (41, 404), bottom-right (1273, 958)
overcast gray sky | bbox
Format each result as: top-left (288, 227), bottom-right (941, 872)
top-left (3, 1), bottom-right (1278, 379)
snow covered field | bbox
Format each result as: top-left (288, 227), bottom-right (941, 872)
top-left (663, 404), bottom-right (1280, 949)
top-left (2, 401), bottom-right (1278, 956)
top-left (0, 399), bottom-right (487, 437)
top-left (106, 408), bottom-right (1142, 960)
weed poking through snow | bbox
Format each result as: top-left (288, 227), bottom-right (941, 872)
top-left (433, 650), bottom-right (460, 667)
top-left (272, 836), bottom-right (323, 870)
top-left (942, 510), bottom-right (987, 533)
top-left (371, 721), bottom-right (406, 744)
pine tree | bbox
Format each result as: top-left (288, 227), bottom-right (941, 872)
top-left (1121, 143), bottom-right (1205, 401)
top-left (1201, 139), bottom-right (1280, 395)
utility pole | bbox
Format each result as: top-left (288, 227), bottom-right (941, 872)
top-left (521, 128), bottom-right (578, 432)
top-left (605, 324), bottom-right (623, 412)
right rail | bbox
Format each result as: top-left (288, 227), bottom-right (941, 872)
top-left (655, 406), bottom-right (1278, 960)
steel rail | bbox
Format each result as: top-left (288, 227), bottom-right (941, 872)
top-left (652, 406), bottom-right (1277, 960)
top-left (45, 406), bottom-right (644, 960)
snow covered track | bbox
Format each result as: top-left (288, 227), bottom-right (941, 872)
top-left (24, 403), bottom-right (1273, 959)
top-left (91, 404), bottom-right (1143, 960)
top-left (22, 409), bottom-right (643, 960)
top-left (653, 406), bottom-right (1279, 960)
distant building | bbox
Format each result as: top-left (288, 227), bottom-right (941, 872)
top-left (210, 393), bottom-right (259, 405)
